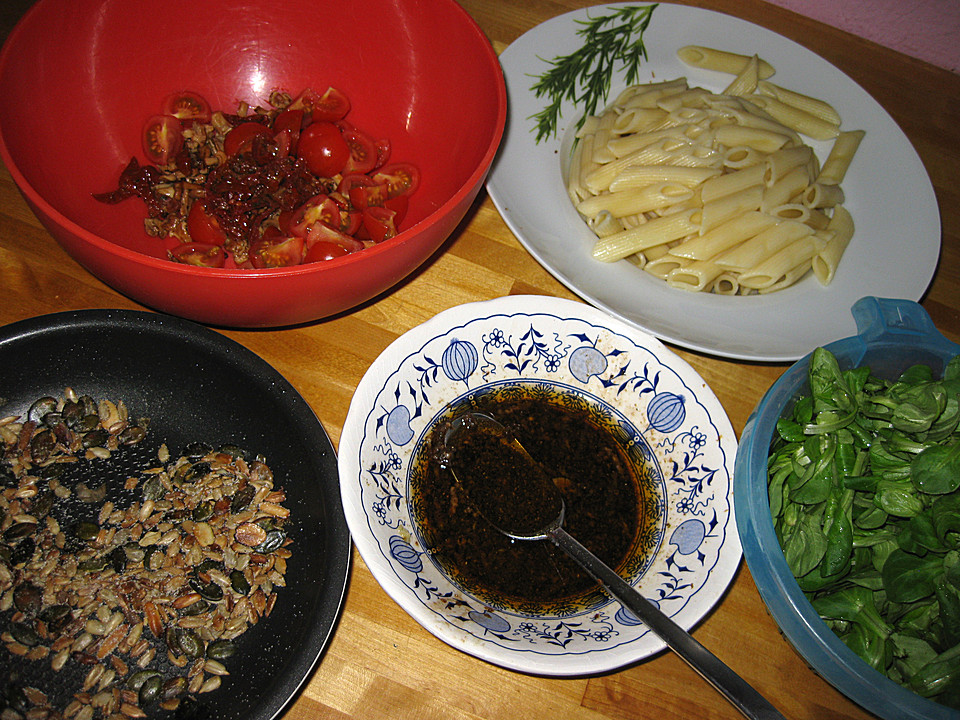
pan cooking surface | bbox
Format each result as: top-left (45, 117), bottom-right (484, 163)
top-left (0, 310), bottom-right (350, 719)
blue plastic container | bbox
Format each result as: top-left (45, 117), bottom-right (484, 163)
top-left (735, 296), bottom-right (960, 720)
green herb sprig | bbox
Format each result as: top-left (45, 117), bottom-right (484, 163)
top-left (530, 4), bottom-right (658, 144)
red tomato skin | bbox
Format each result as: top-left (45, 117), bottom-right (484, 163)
top-left (170, 242), bottom-right (226, 268)
top-left (142, 115), bottom-right (183, 165)
top-left (249, 235), bottom-right (304, 268)
top-left (272, 108), bottom-right (304, 151)
top-left (384, 194), bottom-right (409, 224)
top-left (297, 122), bottom-right (349, 177)
top-left (371, 162), bottom-right (420, 198)
top-left (223, 122), bottom-right (272, 156)
top-left (341, 127), bottom-right (377, 174)
top-left (304, 240), bottom-right (351, 263)
top-left (162, 91), bottom-right (211, 123)
top-left (186, 201), bottom-right (228, 246)
top-left (303, 221), bottom-right (364, 253)
top-left (362, 206), bottom-right (398, 243)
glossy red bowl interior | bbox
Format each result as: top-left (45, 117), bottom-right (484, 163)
top-left (0, 0), bottom-right (505, 327)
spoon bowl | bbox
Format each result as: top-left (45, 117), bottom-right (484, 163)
top-left (444, 412), bottom-right (786, 720)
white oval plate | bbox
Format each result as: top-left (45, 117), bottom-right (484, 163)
top-left (339, 295), bottom-right (740, 675)
top-left (485, 3), bottom-right (940, 362)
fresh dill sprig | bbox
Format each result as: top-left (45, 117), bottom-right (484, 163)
top-left (529, 4), bottom-right (658, 144)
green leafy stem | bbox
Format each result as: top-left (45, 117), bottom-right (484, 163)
top-left (530, 4), bottom-right (658, 144)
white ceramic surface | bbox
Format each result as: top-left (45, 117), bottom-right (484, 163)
top-left (339, 295), bottom-right (741, 675)
top-left (486, 2), bottom-right (941, 362)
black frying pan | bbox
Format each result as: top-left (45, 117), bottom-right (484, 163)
top-left (0, 309), bottom-right (351, 719)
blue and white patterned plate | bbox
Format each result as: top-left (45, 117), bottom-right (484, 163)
top-left (339, 295), bottom-right (741, 675)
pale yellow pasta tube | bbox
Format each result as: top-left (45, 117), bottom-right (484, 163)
top-left (737, 235), bottom-right (819, 289)
top-left (592, 209), bottom-right (700, 261)
top-left (614, 78), bottom-right (688, 107)
top-left (645, 252), bottom-right (691, 280)
top-left (699, 184), bottom-right (763, 234)
top-left (762, 166), bottom-right (810, 212)
top-left (611, 107), bottom-right (669, 135)
top-left (812, 205), bottom-right (854, 284)
top-left (670, 211), bottom-right (776, 260)
top-left (712, 273), bottom-right (740, 295)
top-left (764, 145), bottom-right (815, 186)
top-left (622, 82), bottom-right (690, 110)
top-left (609, 165), bottom-right (720, 191)
top-left (714, 124), bottom-right (792, 153)
top-left (677, 46), bottom-right (775, 78)
top-left (714, 219), bottom-right (813, 271)
top-left (701, 163), bottom-right (766, 203)
top-left (817, 130), bottom-right (865, 185)
top-left (723, 54), bottom-right (760, 96)
top-left (767, 203), bottom-right (811, 223)
top-left (587, 210), bottom-right (624, 238)
top-left (757, 80), bottom-right (841, 125)
top-left (723, 146), bottom-right (764, 169)
top-left (577, 183), bottom-right (694, 218)
top-left (607, 124), bottom-right (701, 158)
top-left (802, 182), bottom-right (845, 209)
top-left (758, 260), bottom-right (814, 293)
top-left (588, 109), bottom-right (620, 165)
top-left (748, 94), bottom-right (840, 141)
top-left (667, 258), bottom-right (726, 292)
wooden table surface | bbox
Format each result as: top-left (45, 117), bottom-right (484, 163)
top-left (1, 1), bottom-right (958, 718)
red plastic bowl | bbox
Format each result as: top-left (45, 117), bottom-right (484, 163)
top-left (0, 0), bottom-right (505, 327)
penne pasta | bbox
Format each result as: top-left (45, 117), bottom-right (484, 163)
top-left (818, 129), bottom-right (865, 185)
top-left (577, 182), bottom-right (694, 218)
top-left (812, 205), bottom-right (855, 284)
top-left (757, 80), bottom-right (841, 125)
top-left (747, 94), bottom-right (840, 141)
top-left (592, 209), bottom-right (700, 262)
top-left (570, 45), bottom-right (863, 295)
top-left (677, 46), bottom-right (775, 79)
top-left (722, 54), bottom-right (761, 96)
top-left (670, 211), bottom-right (776, 260)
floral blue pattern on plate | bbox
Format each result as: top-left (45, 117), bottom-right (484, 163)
top-left (339, 295), bottom-right (740, 675)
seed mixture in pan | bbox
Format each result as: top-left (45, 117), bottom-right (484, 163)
top-left (0, 390), bottom-right (293, 718)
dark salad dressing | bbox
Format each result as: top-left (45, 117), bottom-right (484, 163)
top-left (411, 388), bottom-right (658, 612)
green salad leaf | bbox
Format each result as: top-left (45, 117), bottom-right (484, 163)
top-left (769, 348), bottom-right (960, 709)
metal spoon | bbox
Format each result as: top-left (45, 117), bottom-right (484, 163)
top-left (443, 412), bottom-right (785, 720)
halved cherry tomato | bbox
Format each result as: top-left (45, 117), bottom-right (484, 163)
top-left (273, 108), bottom-right (304, 152)
top-left (249, 234), bottom-right (304, 268)
top-left (304, 240), bottom-right (351, 263)
top-left (348, 182), bottom-right (388, 210)
top-left (223, 122), bottom-right (272, 156)
top-left (162, 91), bottom-right (211, 123)
top-left (341, 127), bottom-right (377, 174)
top-left (297, 121), bottom-right (349, 177)
top-left (374, 138), bottom-right (391, 170)
top-left (384, 194), bottom-right (409, 224)
top-left (362, 206), bottom-right (398, 243)
top-left (303, 221), bottom-right (364, 253)
top-left (310, 87), bottom-right (351, 122)
top-left (371, 162), bottom-right (420, 199)
top-left (288, 194), bottom-right (341, 237)
top-left (142, 115), bottom-right (183, 165)
top-left (186, 201), bottom-right (228, 246)
top-left (170, 242), bottom-right (226, 268)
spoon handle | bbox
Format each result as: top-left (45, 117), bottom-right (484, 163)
top-left (548, 526), bottom-right (786, 720)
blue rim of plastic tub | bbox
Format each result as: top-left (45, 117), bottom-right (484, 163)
top-left (735, 296), bottom-right (960, 720)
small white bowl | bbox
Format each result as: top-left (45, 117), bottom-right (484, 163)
top-left (339, 295), bottom-right (741, 675)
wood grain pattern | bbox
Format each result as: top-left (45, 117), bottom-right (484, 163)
top-left (1, 1), bottom-right (958, 718)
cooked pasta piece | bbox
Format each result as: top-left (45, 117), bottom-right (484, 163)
top-left (677, 46), bottom-right (775, 78)
top-left (568, 45), bottom-right (863, 294)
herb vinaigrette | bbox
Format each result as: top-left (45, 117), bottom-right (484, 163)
top-left (410, 386), bottom-right (661, 613)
